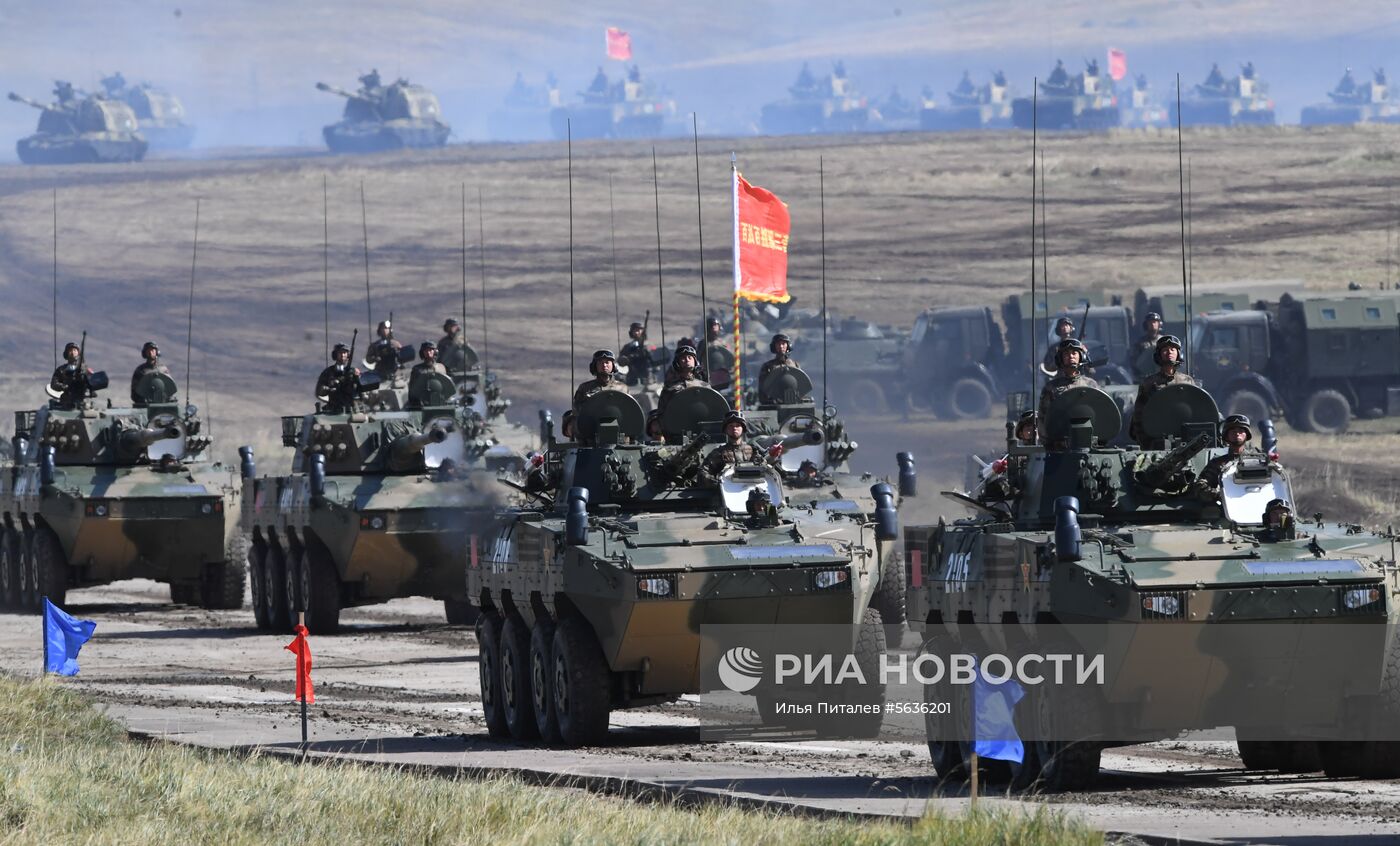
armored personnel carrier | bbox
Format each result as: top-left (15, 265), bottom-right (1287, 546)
top-left (1301, 68), bottom-right (1400, 126)
top-left (315, 70), bottom-right (450, 153)
top-left (549, 65), bottom-right (678, 141)
top-left (1171, 62), bottom-right (1275, 127)
top-left (469, 388), bottom-right (899, 745)
top-left (0, 363), bottom-right (243, 612)
top-left (760, 61), bottom-right (870, 135)
top-left (1012, 60), bottom-right (1119, 131)
top-left (98, 72), bottom-right (194, 150)
top-left (904, 385), bottom-right (1400, 788)
top-left (241, 364), bottom-right (528, 633)
top-left (8, 82), bottom-right (147, 164)
top-left (922, 71), bottom-right (1013, 131)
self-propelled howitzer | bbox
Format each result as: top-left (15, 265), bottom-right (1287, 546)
top-left (904, 384), bottom-right (1400, 789)
top-left (470, 387), bottom-right (901, 747)
top-left (315, 75), bottom-right (450, 153)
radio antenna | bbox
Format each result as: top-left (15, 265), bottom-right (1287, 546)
top-left (1040, 151), bottom-right (1050, 356)
top-left (693, 114), bottom-right (708, 375)
top-left (478, 186), bottom-right (488, 375)
top-left (1175, 73), bottom-right (1190, 371)
top-left (1029, 82), bottom-right (1039, 400)
top-left (652, 146), bottom-right (667, 348)
top-left (609, 174), bottom-right (622, 351)
top-left (568, 119), bottom-right (576, 390)
top-left (360, 181), bottom-right (372, 336)
top-left (52, 188), bottom-right (58, 369)
top-left (820, 155), bottom-right (829, 414)
top-left (1187, 159), bottom-right (1195, 353)
top-left (322, 175), bottom-right (329, 360)
top-left (185, 198), bottom-right (200, 395)
top-left (461, 183), bottom-right (468, 340)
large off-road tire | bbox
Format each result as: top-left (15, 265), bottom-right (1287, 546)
top-left (264, 544), bottom-right (292, 632)
top-left (1355, 633), bottom-right (1400, 778)
top-left (248, 544), bottom-right (271, 630)
top-left (501, 614), bottom-right (540, 741)
top-left (16, 531), bottom-right (38, 611)
top-left (1319, 741), bottom-right (1368, 778)
top-left (476, 613), bottom-right (510, 739)
top-left (872, 551), bottom-right (907, 648)
top-left (947, 378), bottom-right (994, 420)
top-left (30, 526), bottom-right (67, 608)
top-left (300, 549), bottom-right (341, 634)
top-left (551, 615), bottom-right (611, 747)
top-left (843, 378), bottom-right (889, 416)
top-left (1028, 671), bottom-right (1104, 791)
top-left (1223, 389), bottom-right (1270, 425)
top-left (842, 607), bottom-right (887, 739)
top-left (1300, 389), bottom-right (1351, 435)
top-left (1, 527), bottom-right (21, 610)
top-left (170, 583), bottom-right (199, 605)
top-left (200, 533), bottom-right (248, 611)
top-left (922, 633), bottom-right (969, 782)
top-left (1236, 736), bottom-right (1321, 773)
top-left (530, 617), bottom-right (562, 745)
top-left (444, 599), bottom-right (478, 626)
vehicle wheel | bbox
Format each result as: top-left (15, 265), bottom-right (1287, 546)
top-left (1319, 741), bottom-right (1368, 778)
top-left (476, 613), bottom-right (510, 739)
top-left (301, 549), bottom-right (341, 634)
top-left (170, 583), bottom-right (199, 605)
top-left (1357, 633), bottom-right (1400, 777)
top-left (264, 544), bottom-right (292, 631)
top-left (249, 544), bottom-right (271, 630)
top-left (843, 378), bottom-right (888, 416)
top-left (30, 526), bottom-right (67, 608)
top-left (1224, 389), bottom-right (1270, 424)
top-left (501, 614), bottom-right (540, 741)
top-left (905, 392), bottom-right (934, 415)
top-left (200, 533), bottom-right (248, 610)
top-left (841, 607), bottom-right (887, 739)
top-left (285, 547), bottom-right (306, 617)
top-left (1301, 389), bottom-right (1351, 435)
top-left (947, 378), bottom-right (993, 420)
top-left (1237, 736), bottom-right (1321, 773)
top-left (1028, 673), bottom-right (1104, 791)
top-left (921, 633), bottom-right (968, 782)
top-left (871, 551), bottom-right (907, 648)
top-left (444, 599), bottom-right (478, 626)
top-left (530, 617), bottom-right (562, 745)
top-left (0, 528), bottom-right (18, 610)
top-left (551, 615), bottom-right (611, 747)
top-left (17, 531), bottom-right (38, 611)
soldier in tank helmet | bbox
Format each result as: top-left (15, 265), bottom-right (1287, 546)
top-left (48, 341), bottom-right (89, 408)
top-left (315, 343), bottom-right (361, 412)
top-left (1042, 317), bottom-right (1076, 371)
top-left (1261, 498), bottom-right (1296, 541)
top-left (620, 321), bottom-right (651, 386)
top-left (1128, 335), bottom-right (1196, 447)
top-left (1129, 312), bottom-right (1164, 377)
top-left (700, 411), bottom-right (779, 483)
top-left (703, 316), bottom-right (734, 390)
top-left (1198, 414), bottom-right (1263, 493)
top-left (573, 349), bottom-right (626, 412)
top-left (1015, 410), bottom-right (1038, 444)
top-left (1037, 338), bottom-right (1099, 444)
top-left (759, 333), bottom-right (799, 383)
top-left (406, 341), bottom-right (449, 408)
top-left (130, 341), bottom-right (174, 406)
top-left (364, 320), bottom-right (403, 381)
top-left (656, 344), bottom-right (709, 419)
top-left (436, 318), bottom-right (479, 375)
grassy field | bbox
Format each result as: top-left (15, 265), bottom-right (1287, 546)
top-left (0, 676), bottom-right (1098, 845)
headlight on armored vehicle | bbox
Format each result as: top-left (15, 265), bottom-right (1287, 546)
top-left (359, 514), bottom-right (387, 531)
top-left (200, 503), bottom-right (213, 515)
top-left (636, 576), bottom-right (675, 598)
top-left (813, 569), bottom-right (850, 590)
top-left (85, 501), bottom-right (109, 517)
top-left (1141, 594), bottom-right (1183, 618)
top-left (1341, 587), bottom-right (1382, 610)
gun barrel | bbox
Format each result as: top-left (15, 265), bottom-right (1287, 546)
top-left (8, 92), bottom-right (45, 109)
top-left (391, 428), bottom-right (448, 460)
top-left (776, 429), bottom-right (823, 451)
top-left (315, 82), bottom-right (358, 100)
top-left (121, 425), bottom-right (180, 452)
top-left (1138, 432), bottom-right (1210, 487)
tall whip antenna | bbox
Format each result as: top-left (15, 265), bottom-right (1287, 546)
top-left (322, 175), bottom-right (329, 360)
top-left (360, 181), bottom-right (372, 335)
top-left (819, 155), bottom-right (829, 414)
top-left (1029, 82), bottom-right (1038, 401)
top-left (568, 120), bottom-right (576, 390)
top-left (652, 146), bottom-right (667, 348)
top-left (461, 183), bottom-right (468, 337)
top-left (1040, 150), bottom-right (1050, 360)
top-left (52, 188), bottom-right (58, 369)
top-left (1187, 159), bottom-right (1195, 349)
top-left (692, 114), bottom-right (708, 373)
top-left (185, 198), bottom-right (200, 394)
top-left (478, 186), bottom-right (488, 374)
top-left (609, 174), bottom-right (622, 351)
top-left (1175, 73), bottom-right (1190, 371)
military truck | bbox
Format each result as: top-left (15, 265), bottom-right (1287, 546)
top-left (0, 366), bottom-right (243, 612)
top-left (921, 71), bottom-right (1012, 131)
top-left (904, 385), bottom-right (1400, 788)
top-left (550, 65), bottom-right (678, 141)
top-left (98, 72), bottom-right (194, 150)
top-left (760, 61), bottom-right (871, 135)
top-left (1011, 60), bottom-right (1119, 131)
top-left (1190, 293), bottom-right (1400, 432)
top-left (1132, 280), bottom-right (1297, 342)
top-left (8, 83), bottom-right (147, 164)
top-left (469, 388), bottom-right (899, 745)
top-left (1171, 62), bottom-right (1275, 127)
top-left (1301, 68), bottom-right (1400, 126)
top-left (241, 369), bottom-right (522, 633)
top-left (315, 71), bottom-right (450, 153)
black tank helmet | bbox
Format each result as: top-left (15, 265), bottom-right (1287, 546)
top-left (1153, 334), bottom-right (1184, 366)
top-left (588, 348), bottom-right (617, 375)
top-left (629, 321), bottom-right (644, 333)
top-left (722, 410), bottom-right (749, 433)
top-left (1053, 316), bottom-right (1075, 334)
top-left (1221, 413), bottom-right (1252, 441)
top-left (332, 343), bottom-right (351, 360)
top-left (770, 332), bottom-right (792, 354)
top-left (62, 341), bottom-right (80, 358)
top-left (1054, 338), bottom-right (1089, 369)
top-left (1142, 311), bottom-right (1163, 330)
top-left (141, 341), bottom-right (159, 357)
top-left (419, 340), bottom-right (438, 359)
top-left (442, 318), bottom-right (460, 331)
top-left (672, 344), bottom-right (698, 371)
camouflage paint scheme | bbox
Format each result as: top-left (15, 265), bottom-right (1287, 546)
top-left (315, 76), bottom-right (450, 153)
top-left (7, 89), bottom-right (147, 164)
top-left (0, 398), bottom-right (242, 612)
top-left (903, 385), bottom-right (1400, 788)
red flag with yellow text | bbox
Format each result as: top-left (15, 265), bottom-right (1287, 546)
top-left (285, 624), bottom-right (314, 703)
top-left (732, 172), bottom-right (791, 303)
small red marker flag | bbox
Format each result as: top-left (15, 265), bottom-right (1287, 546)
top-left (606, 27), bottom-right (632, 61)
top-left (1107, 48), bottom-right (1128, 82)
top-left (285, 624), bottom-right (315, 704)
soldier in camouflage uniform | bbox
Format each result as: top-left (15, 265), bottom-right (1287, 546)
top-left (407, 341), bottom-right (449, 405)
top-left (130, 341), bottom-right (174, 406)
top-left (656, 345), bottom-right (709, 418)
top-left (573, 349), bottom-right (627, 412)
top-left (1128, 312), bottom-right (1164, 379)
top-left (1042, 317), bottom-right (1076, 371)
top-left (1198, 414), bottom-right (1262, 493)
top-left (1128, 335), bottom-right (1195, 446)
top-left (758, 333), bottom-right (800, 383)
top-left (620, 321), bottom-right (651, 386)
top-left (365, 320), bottom-right (404, 382)
top-left (436, 318), bottom-right (479, 376)
top-left (700, 411), bottom-right (778, 482)
top-left (1037, 338), bottom-right (1099, 444)
top-left (315, 343), bottom-right (360, 413)
top-left (704, 316), bottom-right (734, 391)
top-left (48, 342), bottom-right (87, 408)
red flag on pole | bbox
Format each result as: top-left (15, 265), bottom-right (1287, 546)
top-left (1107, 48), bottom-right (1128, 82)
top-left (732, 171), bottom-right (791, 304)
top-left (285, 623), bottom-right (315, 704)
top-left (605, 27), bottom-right (632, 61)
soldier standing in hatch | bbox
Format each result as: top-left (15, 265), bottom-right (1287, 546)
top-left (656, 345), bottom-right (709, 418)
top-left (1128, 312), bottom-right (1164, 378)
top-left (1198, 414), bottom-right (1263, 493)
top-left (620, 321), bottom-right (651, 386)
top-left (703, 316), bottom-right (733, 391)
top-left (407, 341), bottom-right (449, 402)
top-left (1128, 335), bottom-right (1195, 446)
top-left (49, 342), bottom-right (88, 408)
top-left (700, 411), bottom-right (779, 483)
top-left (572, 349), bottom-right (627, 412)
top-left (365, 320), bottom-right (403, 382)
top-left (130, 341), bottom-right (174, 406)
top-left (316, 343), bottom-right (360, 412)
top-left (1037, 338), bottom-right (1100, 444)
top-left (436, 318), bottom-right (479, 376)
top-left (758, 333), bottom-right (800, 382)
top-left (1042, 317), bottom-right (1076, 371)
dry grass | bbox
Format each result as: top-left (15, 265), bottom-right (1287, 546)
top-left (0, 676), bottom-right (1099, 846)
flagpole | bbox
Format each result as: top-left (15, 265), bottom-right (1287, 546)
top-left (970, 751), bottom-right (979, 805)
top-left (41, 596), bottom-right (49, 676)
top-left (298, 611), bottom-right (308, 750)
top-left (692, 114), bottom-right (707, 379)
top-left (731, 154), bottom-right (741, 410)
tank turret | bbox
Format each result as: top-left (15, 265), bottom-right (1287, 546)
top-left (316, 75), bottom-right (450, 153)
top-left (8, 88), bottom-right (146, 164)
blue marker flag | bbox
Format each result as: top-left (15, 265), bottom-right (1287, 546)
top-left (43, 597), bottom-right (96, 676)
top-left (972, 658), bottom-right (1026, 763)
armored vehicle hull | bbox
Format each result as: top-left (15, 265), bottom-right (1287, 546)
top-left (920, 103), bottom-right (1011, 131)
top-left (1, 403), bottom-right (243, 612)
top-left (1301, 102), bottom-right (1400, 125)
top-left (759, 100), bottom-right (869, 135)
top-left (16, 132), bottom-right (146, 164)
top-left (1011, 96), bottom-right (1119, 130)
top-left (323, 119), bottom-right (450, 153)
top-left (549, 104), bottom-right (666, 140)
top-left (1171, 99), bottom-right (1275, 126)
top-left (139, 123), bottom-right (195, 150)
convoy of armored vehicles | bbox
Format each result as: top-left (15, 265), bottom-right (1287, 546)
top-left (549, 65), bottom-right (678, 141)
